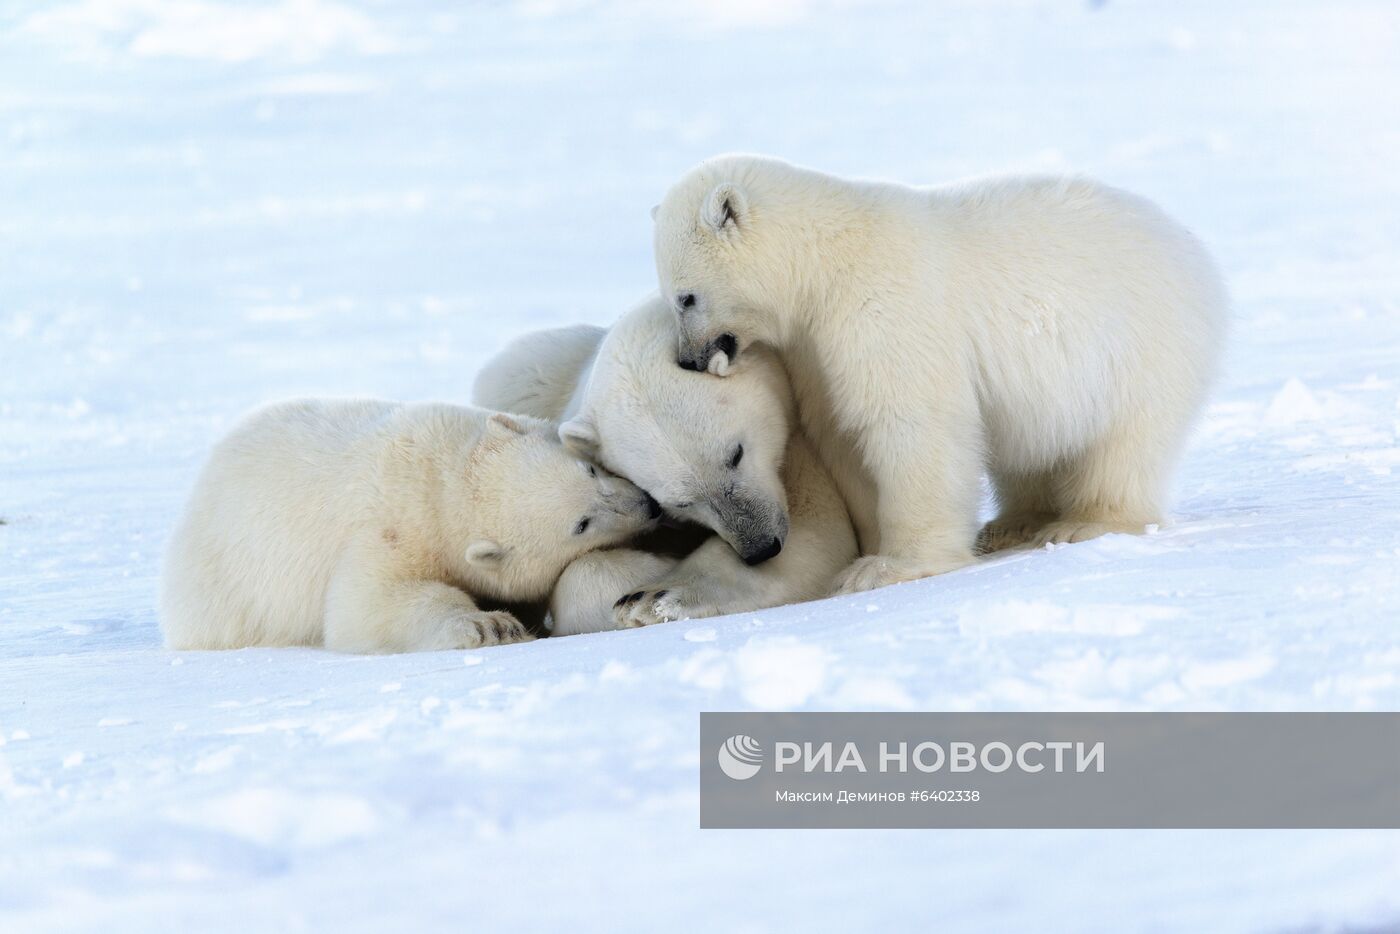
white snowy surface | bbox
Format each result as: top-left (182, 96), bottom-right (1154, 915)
top-left (2, 1), bottom-right (1399, 930)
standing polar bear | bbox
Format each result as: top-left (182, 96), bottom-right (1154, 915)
top-left (652, 154), bottom-right (1227, 595)
top-left (161, 400), bottom-right (658, 653)
top-left (473, 295), bottom-right (857, 633)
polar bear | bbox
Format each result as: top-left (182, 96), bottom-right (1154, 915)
top-left (651, 154), bottom-right (1227, 594)
top-left (161, 400), bottom-right (659, 653)
top-left (473, 295), bottom-right (857, 632)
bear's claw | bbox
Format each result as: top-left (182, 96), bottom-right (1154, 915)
top-left (612, 587), bottom-right (714, 629)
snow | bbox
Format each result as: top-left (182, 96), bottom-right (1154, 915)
top-left (2, 0), bottom-right (1399, 930)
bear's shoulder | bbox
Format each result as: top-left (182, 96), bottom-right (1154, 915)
top-left (472, 324), bottom-right (607, 421)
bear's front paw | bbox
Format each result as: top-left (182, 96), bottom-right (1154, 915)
top-left (976, 512), bottom-right (1055, 555)
top-left (612, 586), bottom-right (717, 629)
top-left (455, 610), bottom-right (534, 649)
top-left (830, 554), bottom-right (970, 596)
top-left (1028, 519), bottom-right (1149, 547)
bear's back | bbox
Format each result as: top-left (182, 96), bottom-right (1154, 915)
top-left (162, 399), bottom-right (404, 649)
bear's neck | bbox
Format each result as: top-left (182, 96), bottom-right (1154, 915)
top-left (756, 168), bottom-right (933, 346)
top-left (378, 428), bottom-right (480, 578)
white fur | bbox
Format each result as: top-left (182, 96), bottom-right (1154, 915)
top-left (473, 296), bottom-right (858, 629)
top-left (653, 154), bottom-right (1227, 593)
top-left (161, 400), bottom-right (657, 653)
top-left (548, 548), bottom-right (678, 636)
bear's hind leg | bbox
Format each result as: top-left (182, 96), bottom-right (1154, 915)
top-left (1031, 415), bottom-right (1173, 547)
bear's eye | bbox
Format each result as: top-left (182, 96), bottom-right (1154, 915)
top-left (574, 517), bottom-right (591, 535)
top-left (728, 444), bottom-right (744, 469)
top-left (673, 501), bottom-right (693, 510)
top-left (586, 464), bottom-right (596, 478)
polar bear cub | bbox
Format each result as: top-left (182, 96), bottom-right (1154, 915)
top-left (653, 154), bottom-right (1227, 595)
top-left (161, 399), bottom-right (658, 653)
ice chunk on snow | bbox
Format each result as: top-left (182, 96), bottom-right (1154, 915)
top-left (734, 637), bottom-right (831, 709)
top-left (598, 660), bottom-right (631, 681)
top-left (1265, 378), bottom-right (1324, 426)
top-left (172, 788), bottom-right (380, 848)
top-left (1181, 655), bottom-right (1277, 691)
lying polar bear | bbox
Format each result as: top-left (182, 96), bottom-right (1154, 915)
top-left (653, 154), bottom-right (1227, 594)
top-left (161, 400), bottom-right (658, 653)
top-left (473, 295), bottom-right (857, 634)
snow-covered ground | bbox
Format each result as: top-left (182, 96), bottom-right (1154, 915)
top-left (2, 0), bottom-right (1399, 930)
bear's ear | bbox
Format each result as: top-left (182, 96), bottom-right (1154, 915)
top-left (465, 540), bottom-right (505, 568)
top-left (703, 183), bottom-right (746, 234)
top-left (488, 412), bottom-right (529, 436)
top-left (558, 417), bottom-right (599, 458)
top-left (650, 204), bottom-right (660, 221)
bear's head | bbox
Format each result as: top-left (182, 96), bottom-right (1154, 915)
top-left (652, 154), bottom-right (802, 376)
top-left (558, 298), bottom-right (793, 566)
top-left (455, 412), bottom-right (662, 599)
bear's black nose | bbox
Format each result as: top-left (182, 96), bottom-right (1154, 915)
top-left (742, 536), bottom-right (783, 566)
top-left (644, 494), bottom-right (662, 520)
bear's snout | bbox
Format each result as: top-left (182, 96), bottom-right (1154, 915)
top-left (719, 495), bottom-right (788, 566)
top-left (677, 332), bottom-right (739, 375)
top-left (741, 535), bottom-right (784, 566)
